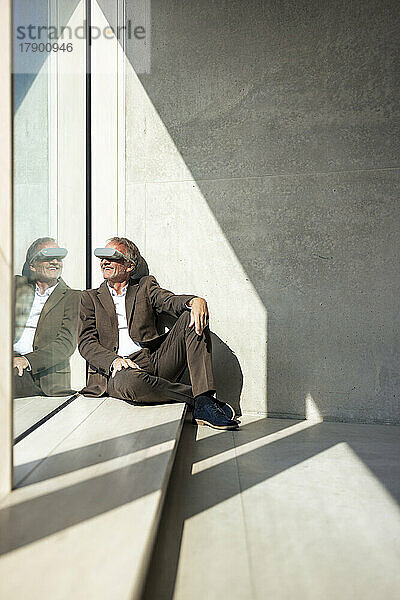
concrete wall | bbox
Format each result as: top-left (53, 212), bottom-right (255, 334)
top-left (123, 0), bottom-right (400, 422)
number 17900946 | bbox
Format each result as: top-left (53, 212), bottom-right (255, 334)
top-left (19, 42), bottom-right (73, 53)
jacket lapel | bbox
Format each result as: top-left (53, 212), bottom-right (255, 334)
top-left (126, 279), bottom-right (139, 328)
top-left (37, 279), bottom-right (67, 325)
top-left (97, 281), bottom-right (118, 330)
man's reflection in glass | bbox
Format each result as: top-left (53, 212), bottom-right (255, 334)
top-left (13, 237), bottom-right (80, 398)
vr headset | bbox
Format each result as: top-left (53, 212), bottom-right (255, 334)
top-left (94, 247), bottom-right (131, 262)
top-left (31, 247), bottom-right (68, 262)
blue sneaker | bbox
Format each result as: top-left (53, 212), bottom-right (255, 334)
top-left (193, 397), bottom-right (238, 430)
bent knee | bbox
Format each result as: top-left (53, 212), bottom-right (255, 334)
top-left (121, 370), bottom-right (162, 403)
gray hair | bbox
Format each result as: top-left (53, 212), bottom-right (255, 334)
top-left (107, 236), bottom-right (141, 269)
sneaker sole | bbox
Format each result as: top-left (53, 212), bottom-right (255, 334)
top-left (195, 418), bottom-right (238, 430)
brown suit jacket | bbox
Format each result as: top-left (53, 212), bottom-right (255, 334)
top-left (14, 276), bottom-right (80, 395)
top-left (78, 275), bottom-right (194, 397)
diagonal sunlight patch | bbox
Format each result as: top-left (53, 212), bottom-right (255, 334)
top-left (13, 416), bottom-right (184, 489)
top-left (306, 392), bottom-right (323, 422)
top-left (192, 418), bottom-right (316, 474)
top-left (16, 439), bottom-right (176, 492)
top-left (188, 425), bottom-right (400, 520)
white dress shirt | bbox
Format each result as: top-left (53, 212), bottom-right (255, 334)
top-left (13, 282), bottom-right (59, 355)
top-left (107, 283), bottom-right (143, 357)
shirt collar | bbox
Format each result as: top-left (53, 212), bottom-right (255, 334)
top-left (107, 282), bottom-right (128, 297)
top-left (35, 282), bottom-right (59, 298)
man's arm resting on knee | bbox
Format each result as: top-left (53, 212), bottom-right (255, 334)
top-left (186, 297), bottom-right (209, 336)
top-left (78, 291), bottom-right (119, 375)
top-left (147, 276), bottom-right (210, 335)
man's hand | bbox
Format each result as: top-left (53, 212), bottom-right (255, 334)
top-left (111, 357), bottom-right (142, 378)
top-left (13, 356), bottom-right (30, 377)
top-left (188, 297), bottom-right (209, 336)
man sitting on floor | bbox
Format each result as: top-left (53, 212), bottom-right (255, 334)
top-left (78, 236), bottom-right (238, 430)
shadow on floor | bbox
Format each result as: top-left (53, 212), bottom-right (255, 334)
top-left (1, 415), bottom-right (290, 557)
top-left (3, 415), bottom-right (399, 567)
top-left (141, 414), bottom-right (400, 600)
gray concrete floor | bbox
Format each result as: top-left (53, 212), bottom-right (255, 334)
top-left (145, 415), bottom-right (400, 600)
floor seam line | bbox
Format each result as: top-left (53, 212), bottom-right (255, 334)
top-left (232, 430), bottom-right (258, 600)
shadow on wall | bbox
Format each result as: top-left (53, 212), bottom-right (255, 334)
top-left (210, 333), bottom-right (243, 416)
top-left (120, 0), bottom-right (400, 423)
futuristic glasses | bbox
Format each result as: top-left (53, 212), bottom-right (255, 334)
top-left (94, 247), bottom-right (130, 262)
top-left (31, 247), bottom-right (68, 262)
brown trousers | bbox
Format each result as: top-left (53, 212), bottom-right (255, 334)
top-left (107, 311), bottom-right (216, 406)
